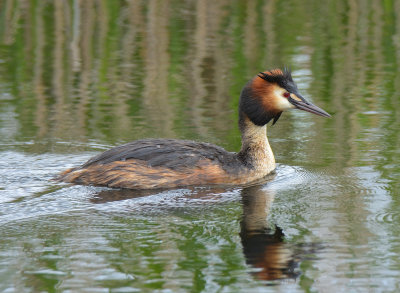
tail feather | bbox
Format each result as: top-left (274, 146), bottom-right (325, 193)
top-left (55, 168), bottom-right (77, 182)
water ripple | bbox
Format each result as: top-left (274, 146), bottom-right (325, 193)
top-left (369, 211), bottom-right (400, 225)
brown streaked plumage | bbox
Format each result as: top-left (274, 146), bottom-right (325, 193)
top-left (60, 139), bottom-right (249, 189)
top-left (58, 68), bottom-right (331, 189)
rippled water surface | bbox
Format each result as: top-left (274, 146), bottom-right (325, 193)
top-left (1, 1), bottom-right (400, 292)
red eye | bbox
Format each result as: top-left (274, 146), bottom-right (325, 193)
top-left (283, 92), bottom-right (290, 98)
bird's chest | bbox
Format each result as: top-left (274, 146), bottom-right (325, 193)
top-left (239, 142), bottom-right (276, 180)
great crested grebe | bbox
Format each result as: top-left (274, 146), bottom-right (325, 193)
top-left (59, 68), bottom-right (330, 189)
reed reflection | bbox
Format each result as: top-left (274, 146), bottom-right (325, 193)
top-left (240, 185), bottom-right (300, 281)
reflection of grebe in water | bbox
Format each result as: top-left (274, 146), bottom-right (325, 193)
top-left (90, 184), bottom-right (320, 282)
top-left (59, 69), bottom-right (330, 189)
top-left (240, 185), bottom-right (324, 282)
top-left (240, 185), bottom-right (300, 281)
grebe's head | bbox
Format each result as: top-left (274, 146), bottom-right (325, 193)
top-left (239, 68), bottom-right (331, 126)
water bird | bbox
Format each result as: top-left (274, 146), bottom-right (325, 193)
top-left (59, 68), bottom-right (330, 189)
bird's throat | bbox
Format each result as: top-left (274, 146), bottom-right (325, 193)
top-left (238, 114), bottom-right (276, 174)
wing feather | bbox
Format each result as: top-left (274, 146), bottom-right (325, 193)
top-left (81, 139), bottom-right (239, 171)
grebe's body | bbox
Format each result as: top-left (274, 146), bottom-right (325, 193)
top-left (59, 69), bottom-right (330, 189)
top-left (59, 137), bottom-right (273, 189)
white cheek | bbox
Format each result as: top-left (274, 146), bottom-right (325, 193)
top-left (276, 96), bottom-right (295, 110)
top-left (274, 89), bottom-right (295, 110)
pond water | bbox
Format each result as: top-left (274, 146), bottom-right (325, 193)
top-left (1, 0), bottom-right (400, 292)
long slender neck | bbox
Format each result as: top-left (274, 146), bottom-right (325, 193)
top-left (237, 112), bottom-right (276, 173)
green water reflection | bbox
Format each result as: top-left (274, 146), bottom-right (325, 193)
top-left (0, 0), bottom-right (400, 292)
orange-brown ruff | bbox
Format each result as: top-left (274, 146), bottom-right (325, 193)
top-left (59, 69), bottom-right (331, 189)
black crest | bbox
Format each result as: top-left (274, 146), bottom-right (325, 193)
top-left (257, 67), bottom-right (298, 93)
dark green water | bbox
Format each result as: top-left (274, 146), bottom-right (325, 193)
top-left (1, 0), bottom-right (400, 292)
